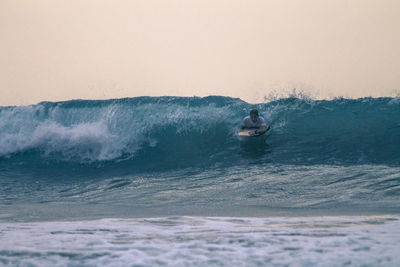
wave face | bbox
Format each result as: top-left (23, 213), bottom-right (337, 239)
top-left (1, 96), bottom-right (399, 168)
top-left (1, 96), bottom-right (400, 220)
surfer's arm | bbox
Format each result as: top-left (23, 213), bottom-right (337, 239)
top-left (255, 125), bottom-right (269, 134)
top-left (254, 117), bottom-right (269, 134)
top-left (240, 118), bottom-right (248, 129)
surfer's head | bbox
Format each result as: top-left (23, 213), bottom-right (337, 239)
top-left (250, 109), bottom-right (259, 123)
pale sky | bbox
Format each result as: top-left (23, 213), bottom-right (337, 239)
top-left (1, 0), bottom-right (400, 106)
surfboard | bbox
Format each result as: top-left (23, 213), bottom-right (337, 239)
top-left (238, 130), bottom-right (257, 137)
top-left (238, 126), bottom-right (270, 137)
top-left (238, 129), bottom-right (264, 137)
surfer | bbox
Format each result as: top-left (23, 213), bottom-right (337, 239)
top-left (240, 109), bottom-right (269, 136)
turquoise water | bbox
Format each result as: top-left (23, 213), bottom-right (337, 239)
top-left (0, 96), bottom-right (399, 266)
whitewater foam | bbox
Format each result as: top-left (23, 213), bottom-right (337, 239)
top-left (0, 216), bottom-right (399, 266)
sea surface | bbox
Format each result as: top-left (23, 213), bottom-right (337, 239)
top-left (0, 96), bottom-right (399, 266)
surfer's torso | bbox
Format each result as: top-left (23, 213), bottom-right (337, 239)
top-left (241, 116), bottom-right (267, 129)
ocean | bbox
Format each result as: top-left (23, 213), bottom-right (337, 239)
top-left (0, 96), bottom-right (399, 266)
